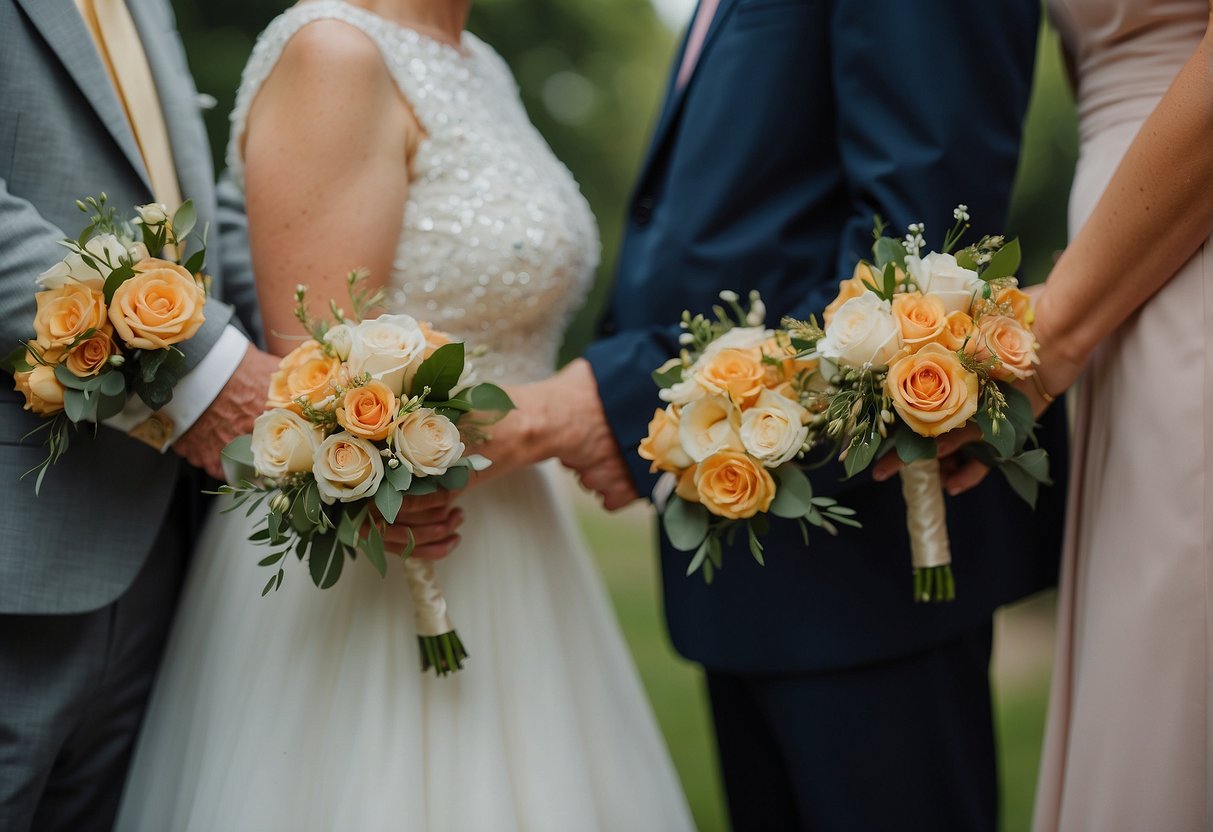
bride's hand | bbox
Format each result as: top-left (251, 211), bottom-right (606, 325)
top-left (381, 491), bottom-right (465, 560)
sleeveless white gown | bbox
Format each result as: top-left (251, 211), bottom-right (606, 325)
top-left (115, 4), bottom-right (695, 830)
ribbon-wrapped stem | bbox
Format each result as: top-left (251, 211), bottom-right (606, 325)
top-left (402, 557), bottom-right (467, 675)
top-left (899, 457), bottom-right (955, 603)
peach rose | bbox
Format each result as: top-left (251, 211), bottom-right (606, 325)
top-left (65, 331), bottom-right (116, 377)
top-left (32, 282), bottom-right (109, 350)
top-left (886, 342), bottom-right (979, 437)
top-left (891, 292), bottom-right (947, 352)
top-left (639, 406), bottom-right (693, 474)
top-left (694, 348), bottom-right (767, 408)
top-left (419, 320), bottom-right (453, 359)
top-left (675, 466), bottom-right (700, 503)
top-left (266, 353), bottom-right (343, 413)
top-left (966, 315), bottom-right (1038, 381)
top-left (336, 379), bottom-right (398, 441)
top-left (13, 356), bottom-right (66, 416)
top-left (996, 287), bottom-right (1033, 327)
top-left (824, 262), bottom-right (881, 326)
top-left (759, 335), bottom-right (818, 387)
top-left (278, 340), bottom-right (328, 373)
top-left (694, 451), bottom-right (776, 520)
top-left (935, 310), bottom-right (975, 351)
top-left (108, 258), bottom-right (206, 349)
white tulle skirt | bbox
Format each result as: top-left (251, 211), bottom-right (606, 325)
top-left (115, 462), bottom-right (694, 832)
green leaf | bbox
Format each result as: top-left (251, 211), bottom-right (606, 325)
top-left (882, 262), bottom-right (897, 297)
top-left (363, 521), bottom-right (387, 577)
top-left (101, 263), bottom-right (136, 303)
top-left (307, 531), bottom-right (344, 589)
top-left (386, 463), bottom-right (413, 492)
top-left (221, 434), bottom-right (254, 469)
top-left (172, 200), bottom-right (197, 241)
top-left (663, 496), bottom-right (710, 552)
top-left (406, 478), bottom-right (439, 496)
top-left (651, 363), bottom-right (684, 390)
top-left (1012, 447), bottom-right (1051, 483)
top-left (98, 370), bottom-right (125, 397)
top-left (302, 480), bottom-right (324, 527)
top-left (95, 390), bottom-right (126, 421)
top-left (258, 550), bottom-right (286, 567)
top-left (998, 460), bottom-right (1040, 508)
top-left (873, 237), bottom-right (907, 271)
top-left (976, 410), bottom-right (1016, 460)
top-left (747, 523), bottom-right (765, 566)
top-left (1002, 383), bottom-right (1036, 450)
top-left (983, 238), bottom-right (1021, 281)
top-left (466, 382), bottom-right (515, 412)
top-left (437, 465), bottom-right (469, 491)
top-left (843, 425), bottom-right (881, 479)
top-left (63, 388), bottom-right (94, 422)
top-left (337, 508), bottom-right (362, 548)
top-left (410, 342), bottom-right (465, 401)
top-left (686, 537), bottom-right (711, 577)
top-left (894, 426), bottom-right (937, 464)
top-left (0, 345), bottom-right (32, 374)
top-left (183, 248), bottom-right (206, 278)
top-left (770, 464), bottom-right (813, 519)
top-left (955, 249), bottom-right (979, 270)
top-left (374, 477), bottom-right (403, 524)
top-left (54, 364), bottom-right (89, 391)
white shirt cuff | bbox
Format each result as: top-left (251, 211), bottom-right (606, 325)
top-left (103, 325), bottom-right (250, 449)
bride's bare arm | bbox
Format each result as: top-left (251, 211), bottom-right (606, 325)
top-left (242, 20), bottom-right (422, 357)
top-left (1033, 4), bottom-right (1213, 393)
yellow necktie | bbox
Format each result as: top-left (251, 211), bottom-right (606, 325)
top-left (75, 0), bottom-right (182, 211)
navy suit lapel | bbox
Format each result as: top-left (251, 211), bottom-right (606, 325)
top-left (635, 0), bottom-right (740, 190)
top-left (14, 0), bottom-right (153, 195)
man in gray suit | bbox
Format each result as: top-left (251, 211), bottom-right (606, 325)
top-left (0, 1), bottom-right (279, 828)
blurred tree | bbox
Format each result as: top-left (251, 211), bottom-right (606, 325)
top-left (170, 0), bottom-right (675, 358)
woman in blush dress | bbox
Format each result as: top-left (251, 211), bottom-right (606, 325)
top-left (114, 2), bottom-right (695, 830)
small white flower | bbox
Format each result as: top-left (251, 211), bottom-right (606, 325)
top-left (679, 332), bottom-right (695, 345)
top-left (719, 290), bottom-right (739, 303)
top-left (953, 204), bottom-right (970, 222)
top-left (745, 300), bottom-right (766, 326)
top-left (134, 203), bottom-right (169, 226)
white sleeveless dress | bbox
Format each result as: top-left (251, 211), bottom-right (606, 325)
top-left (115, 4), bottom-right (694, 830)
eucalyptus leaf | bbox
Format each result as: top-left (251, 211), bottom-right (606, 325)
top-left (1012, 447), bottom-right (1051, 484)
top-left (386, 463), bottom-right (413, 492)
top-left (98, 370), bottom-right (125, 397)
top-left (685, 537), bottom-right (711, 577)
top-left (0, 345), bottom-right (32, 374)
top-left (63, 388), bottom-right (94, 423)
top-left (873, 237), bottom-right (907, 271)
top-left (54, 364), bottom-right (89, 391)
top-left (770, 464), bottom-right (813, 519)
top-left (998, 460), bottom-right (1040, 508)
top-left (976, 410), bottom-right (1016, 460)
top-left (302, 480), bottom-right (324, 526)
top-left (95, 391), bottom-right (126, 421)
top-left (221, 434), bottom-right (254, 468)
top-left (374, 478), bottom-right (403, 524)
top-left (1002, 383), bottom-right (1036, 450)
top-left (337, 508), bottom-right (361, 548)
top-left (307, 531), bottom-right (344, 589)
top-left (406, 478), bottom-right (440, 496)
top-left (437, 465), bottom-right (470, 491)
top-left (363, 521), bottom-right (387, 577)
top-left (895, 427), bottom-right (937, 464)
top-left (663, 496), bottom-right (710, 552)
top-left (747, 523), bottom-right (765, 566)
top-left (843, 425), bottom-right (881, 479)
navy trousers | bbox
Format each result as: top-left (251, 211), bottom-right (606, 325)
top-left (708, 622), bottom-right (997, 832)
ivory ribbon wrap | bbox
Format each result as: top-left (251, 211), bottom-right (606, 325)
top-left (899, 458), bottom-right (951, 569)
top-left (402, 557), bottom-right (454, 637)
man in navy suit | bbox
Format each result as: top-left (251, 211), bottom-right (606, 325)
top-left (489, 0), bottom-right (1068, 828)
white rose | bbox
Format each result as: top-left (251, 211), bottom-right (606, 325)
top-left (251, 408), bottom-right (324, 480)
top-left (36, 234), bottom-right (130, 289)
top-left (907, 252), bottom-right (984, 314)
top-left (679, 395), bottom-right (743, 463)
top-left (817, 293), bottom-right (902, 368)
top-left (658, 373), bottom-right (707, 406)
top-left (324, 323), bottom-right (353, 361)
top-left (313, 432), bottom-right (384, 504)
top-left (345, 314), bottom-right (427, 395)
top-left (740, 389), bottom-right (810, 467)
top-left (701, 326), bottom-right (772, 359)
top-left (135, 202), bottom-right (170, 226)
top-left (393, 408), bottom-right (465, 476)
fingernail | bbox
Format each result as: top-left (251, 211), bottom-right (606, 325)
top-left (873, 470), bottom-right (888, 482)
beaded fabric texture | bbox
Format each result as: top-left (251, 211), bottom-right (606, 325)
top-left (228, 0), bottom-right (600, 383)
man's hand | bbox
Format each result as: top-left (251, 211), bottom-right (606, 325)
top-left (174, 346), bottom-right (279, 479)
top-left (476, 359), bottom-right (639, 510)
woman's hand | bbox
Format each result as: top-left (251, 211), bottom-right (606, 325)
top-left (379, 490), bottom-right (466, 561)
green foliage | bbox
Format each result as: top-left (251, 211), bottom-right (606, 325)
top-left (411, 342), bottom-right (465, 401)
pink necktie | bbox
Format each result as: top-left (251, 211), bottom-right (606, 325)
top-left (675, 0), bottom-right (721, 89)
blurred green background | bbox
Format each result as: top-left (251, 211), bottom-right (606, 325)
top-left (171, 3), bottom-right (1078, 829)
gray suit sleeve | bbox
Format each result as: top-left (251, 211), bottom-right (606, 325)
top-left (214, 172), bottom-right (263, 347)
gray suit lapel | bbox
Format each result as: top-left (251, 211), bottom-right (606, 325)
top-left (14, 0), bottom-right (153, 195)
top-left (126, 0), bottom-right (213, 209)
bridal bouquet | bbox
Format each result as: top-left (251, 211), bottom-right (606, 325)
top-left (640, 290), bottom-right (860, 583)
top-left (788, 207), bottom-right (1052, 600)
top-left (219, 273), bottom-right (513, 676)
top-left (1, 194), bottom-right (209, 491)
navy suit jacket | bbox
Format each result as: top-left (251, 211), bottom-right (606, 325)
top-left (583, 0), bottom-right (1068, 674)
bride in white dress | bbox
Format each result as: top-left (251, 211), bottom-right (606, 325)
top-left (115, 2), bottom-right (694, 829)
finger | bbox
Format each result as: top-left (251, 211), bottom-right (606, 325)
top-left (938, 425), bottom-right (982, 458)
top-left (399, 490), bottom-right (458, 513)
top-left (393, 506), bottom-right (458, 526)
top-left (384, 511), bottom-right (464, 547)
top-left (871, 451), bottom-right (903, 482)
top-left (943, 458), bottom-right (991, 495)
top-left (600, 485), bottom-right (638, 511)
top-left (412, 534), bottom-right (461, 561)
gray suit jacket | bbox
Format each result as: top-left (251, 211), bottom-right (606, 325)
top-left (0, 0), bottom-right (260, 614)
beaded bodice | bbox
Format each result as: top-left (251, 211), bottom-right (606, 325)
top-left (228, 1), bottom-right (599, 383)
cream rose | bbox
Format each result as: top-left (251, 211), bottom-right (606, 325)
top-left (658, 373), bottom-right (707, 407)
top-left (313, 432), bottom-right (384, 503)
top-left (679, 395), bottom-right (743, 463)
top-left (32, 282), bottom-right (109, 350)
top-left (323, 324), bottom-right (353, 361)
top-left (739, 389), bottom-right (810, 467)
top-left (694, 451), bottom-right (776, 520)
top-left (65, 331), bottom-right (115, 377)
top-left (700, 326), bottom-right (771, 359)
top-left (346, 314), bottom-right (427, 395)
top-left (252, 408), bottom-right (324, 480)
top-left (891, 292), bottom-right (948, 352)
top-left (135, 202), bottom-right (170, 227)
top-left (886, 343), bottom-right (979, 437)
top-left (817, 292), bottom-right (902, 368)
top-left (108, 258), bottom-right (206, 349)
top-left (907, 252), bottom-right (983, 314)
top-left (36, 234), bottom-right (130, 289)
top-left (966, 314), bottom-right (1038, 381)
top-left (393, 408), bottom-right (465, 476)
top-left (639, 405), bottom-right (694, 473)
top-left (336, 380), bottom-right (398, 441)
